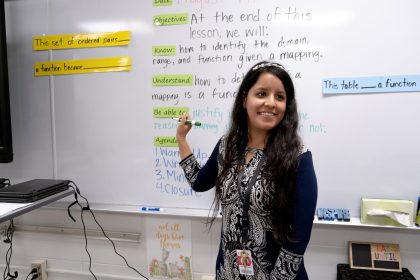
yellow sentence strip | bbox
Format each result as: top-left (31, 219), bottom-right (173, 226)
top-left (34, 56), bottom-right (131, 76)
top-left (33, 31), bottom-right (130, 50)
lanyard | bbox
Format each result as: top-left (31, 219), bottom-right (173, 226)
top-left (236, 152), bottom-right (266, 245)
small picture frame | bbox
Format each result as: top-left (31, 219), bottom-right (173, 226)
top-left (349, 241), bottom-right (402, 272)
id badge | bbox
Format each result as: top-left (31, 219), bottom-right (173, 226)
top-left (236, 249), bottom-right (254, 275)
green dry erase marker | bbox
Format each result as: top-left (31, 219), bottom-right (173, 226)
top-left (172, 117), bottom-right (202, 126)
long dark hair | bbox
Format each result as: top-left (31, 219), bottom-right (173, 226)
top-left (211, 61), bottom-right (302, 244)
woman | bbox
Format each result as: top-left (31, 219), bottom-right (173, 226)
top-left (176, 61), bottom-right (318, 279)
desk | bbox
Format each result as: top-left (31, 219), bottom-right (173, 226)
top-left (0, 189), bottom-right (74, 223)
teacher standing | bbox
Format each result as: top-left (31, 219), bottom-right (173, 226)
top-left (176, 61), bottom-right (318, 279)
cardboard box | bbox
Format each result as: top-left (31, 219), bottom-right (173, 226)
top-left (361, 198), bottom-right (414, 227)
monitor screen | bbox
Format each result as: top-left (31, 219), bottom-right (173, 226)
top-left (0, 0), bottom-right (13, 163)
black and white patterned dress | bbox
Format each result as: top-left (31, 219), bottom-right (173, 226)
top-left (180, 137), bottom-right (317, 280)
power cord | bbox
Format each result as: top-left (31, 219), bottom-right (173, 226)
top-left (25, 268), bottom-right (37, 280)
top-left (67, 181), bottom-right (149, 280)
top-left (3, 220), bottom-right (18, 280)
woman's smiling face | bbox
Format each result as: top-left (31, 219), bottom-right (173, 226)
top-left (243, 72), bottom-right (287, 136)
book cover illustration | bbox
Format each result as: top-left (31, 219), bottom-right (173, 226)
top-left (146, 217), bottom-right (192, 280)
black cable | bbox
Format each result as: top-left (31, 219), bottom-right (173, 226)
top-left (3, 219), bottom-right (13, 279)
top-left (67, 185), bottom-right (98, 279)
top-left (67, 181), bottom-right (149, 280)
top-left (79, 201), bottom-right (97, 280)
top-left (25, 268), bottom-right (37, 280)
top-left (3, 220), bottom-right (18, 280)
top-left (66, 184), bottom-right (97, 279)
top-left (88, 207), bottom-right (149, 280)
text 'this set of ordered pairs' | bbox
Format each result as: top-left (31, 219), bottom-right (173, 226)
top-left (32, 31), bottom-right (131, 76)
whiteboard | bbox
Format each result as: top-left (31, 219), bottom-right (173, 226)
top-left (1, 0), bottom-right (420, 215)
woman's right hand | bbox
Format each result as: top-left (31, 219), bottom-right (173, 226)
top-left (176, 113), bottom-right (193, 143)
top-left (176, 114), bottom-right (193, 160)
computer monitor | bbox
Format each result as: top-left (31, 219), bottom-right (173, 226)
top-left (0, 0), bottom-right (13, 163)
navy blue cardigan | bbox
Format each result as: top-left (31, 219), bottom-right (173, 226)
top-left (180, 138), bottom-right (317, 279)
